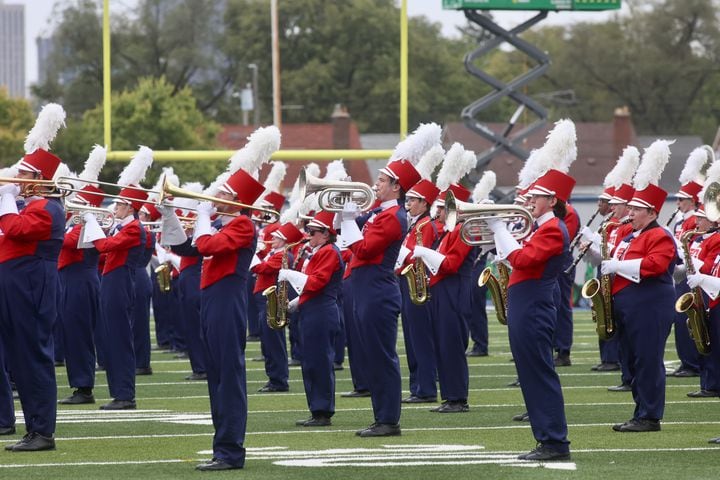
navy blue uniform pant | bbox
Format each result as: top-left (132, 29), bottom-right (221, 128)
top-left (702, 307), bottom-right (720, 392)
top-left (99, 267), bottom-right (136, 401)
top-left (672, 282), bottom-right (701, 372)
top-left (178, 266), bottom-right (206, 374)
top-left (342, 278), bottom-right (368, 392)
top-left (255, 293), bottom-right (289, 389)
top-left (469, 261), bottom-right (489, 354)
top-left (0, 259), bottom-right (58, 435)
top-left (554, 268), bottom-right (574, 354)
top-left (201, 275), bottom-right (248, 468)
top-left (0, 339), bottom-right (15, 429)
top-left (400, 279), bottom-right (437, 399)
top-left (59, 265), bottom-right (99, 388)
top-left (132, 268), bottom-right (152, 369)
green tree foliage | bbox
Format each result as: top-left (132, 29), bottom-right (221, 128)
top-left (52, 77), bottom-right (222, 187)
top-left (0, 89), bottom-right (34, 167)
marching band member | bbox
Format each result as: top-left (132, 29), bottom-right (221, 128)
top-left (554, 195), bottom-right (580, 367)
top-left (602, 140), bottom-right (677, 433)
top-left (486, 119), bottom-right (578, 461)
top-left (279, 211), bottom-right (344, 427)
top-left (57, 145), bottom-right (107, 405)
top-left (82, 146), bottom-right (153, 410)
top-left (0, 105), bottom-right (66, 452)
top-left (396, 179), bottom-right (440, 404)
top-left (135, 201), bottom-right (161, 375)
top-left (251, 221), bottom-right (302, 393)
top-left (668, 147), bottom-right (709, 378)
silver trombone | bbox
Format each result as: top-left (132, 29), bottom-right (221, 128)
top-left (444, 190), bottom-right (533, 246)
top-left (298, 167), bottom-right (376, 212)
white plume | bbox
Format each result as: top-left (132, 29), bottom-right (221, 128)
top-left (517, 149), bottom-right (545, 189)
top-left (174, 182), bottom-right (203, 212)
top-left (305, 163), bottom-right (321, 180)
top-left (633, 140), bottom-right (674, 191)
top-left (0, 163), bottom-right (19, 178)
top-left (262, 161), bottom-right (287, 194)
top-left (679, 147), bottom-right (709, 184)
top-left (462, 150), bottom-right (478, 176)
top-left (52, 163), bottom-right (74, 183)
top-left (147, 167), bottom-right (179, 203)
top-left (24, 103), bottom-right (66, 153)
top-left (472, 170), bottom-right (496, 203)
top-left (544, 119), bottom-right (577, 174)
top-left (416, 144), bottom-right (444, 180)
top-left (281, 163), bottom-right (320, 224)
top-left (436, 143), bottom-right (466, 191)
top-left (325, 159), bottom-right (348, 181)
top-left (605, 146), bottom-right (640, 188)
top-left (78, 145), bottom-right (106, 184)
top-left (204, 172), bottom-right (230, 197)
top-left (118, 146), bottom-right (153, 186)
top-left (389, 123), bottom-right (442, 164)
top-left (227, 125), bottom-right (281, 176)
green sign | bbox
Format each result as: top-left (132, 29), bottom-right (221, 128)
top-left (442, 0), bottom-right (621, 11)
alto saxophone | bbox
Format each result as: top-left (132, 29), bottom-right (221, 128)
top-left (478, 262), bottom-right (509, 325)
top-left (401, 219), bottom-right (432, 305)
top-left (675, 229), bottom-right (711, 355)
top-left (581, 220), bottom-right (623, 340)
top-left (263, 246), bottom-right (291, 330)
top-left (155, 262), bottom-right (172, 293)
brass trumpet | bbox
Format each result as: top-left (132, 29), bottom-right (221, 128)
top-left (65, 200), bottom-right (115, 229)
top-left (158, 177), bottom-right (280, 222)
top-left (444, 190), bottom-right (533, 246)
top-left (298, 167), bottom-right (376, 212)
top-left (0, 176), bottom-right (73, 198)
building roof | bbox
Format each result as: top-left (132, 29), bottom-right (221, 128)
top-left (636, 135), bottom-right (704, 193)
top-left (218, 123), bottom-right (371, 190)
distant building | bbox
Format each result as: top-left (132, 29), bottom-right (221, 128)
top-left (0, 1), bottom-right (25, 97)
top-left (36, 36), bottom-right (53, 85)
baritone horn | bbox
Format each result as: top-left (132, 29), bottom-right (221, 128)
top-left (65, 199), bottom-right (115, 229)
top-left (158, 177), bottom-right (280, 222)
top-left (445, 190), bottom-right (533, 246)
top-left (298, 167), bottom-right (375, 212)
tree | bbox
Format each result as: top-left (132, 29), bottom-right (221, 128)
top-left (0, 88), bottom-right (34, 167)
top-left (52, 76), bottom-right (222, 187)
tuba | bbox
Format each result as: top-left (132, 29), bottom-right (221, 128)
top-left (581, 220), bottom-right (622, 340)
top-left (298, 167), bottom-right (376, 212)
top-left (263, 245), bottom-right (292, 330)
top-left (155, 262), bottom-right (172, 293)
top-left (400, 219), bottom-right (432, 305)
top-left (478, 262), bottom-right (510, 325)
top-left (444, 190), bottom-right (533, 246)
top-left (675, 228), bottom-right (712, 355)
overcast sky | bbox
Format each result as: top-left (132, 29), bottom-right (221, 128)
top-left (13, 0), bottom-right (626, 89)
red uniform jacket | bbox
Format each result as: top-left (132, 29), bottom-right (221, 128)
top-left (349, 205), bottom-right (404, 269)
top-left (252, 249), bottom-right (284, 294)
top-left (195, 215), bottom-right (255, 289)
top-left (300, 243), bottom-right (342, 304)
top-left (0, 198), bottom-right (63, 263)
top-left (507, 217), bottom-right (565, 287)
top-left (93, 219), bottom-right (143, 275)
top-left (396, 216), bottom-right (438, 275)
top-left (428, 223), bottom-right (473, 287)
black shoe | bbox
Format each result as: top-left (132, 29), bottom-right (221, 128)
top-left (553, 354), bottom-right (571, 367)
top-left (687, 389), bottom-right (720, 398)
top-left (185, 372), bottom-right (208, 381)
top-left (708, 436), bottom-right (720, 444)
top-left (135, 367), bottom-right (153, 376)
top-left (430, 401), bottom-right (469, 413)
top-left (58, 389), bottom-right (95, 405)
top-left (0, 426), bottom-right (15, 436)
top-left (596, 362), bottom-right (621, 372)
top-left (607, 383), bottom-right (632, 392)
top-left (195, 458), bottom-right (242, 471)
top-left (246, 335), bottom-right (261, 342)
top-left (465, 349), bottom-right (488, 357)
top-left (341, 390), bottom-right (371, 398)
top-left (612, 418), bottom-right (661, 432)
top-left (173, 352), bottom-right (188, 359)
top-left (54, 361), bottom-right (65, 367)
top-left (512, 412), bottom-right (530, 422)
top-left (672, 368), bottom-right (700, 378)
top-left (518, 444), bottom-right (570, 461)
top-left (100, 399), bottom-right (136, 410)
top-left (257, 384), bottom-right (289, 393)
top-left (297, 415), bottom-right (332, 427)
top-left (251, 356), bottom-right (266, 362)
top-left (333, 362), bottom-right (344, 371)
top-left (507, 379), bottom-right (521, 387)
top-left (356, 423), bottom-right (401, 437)
top-left (402, 395), bottom-right (437, 404)
top-left (5, 432), bottom-right (56, 452)
top-left (590, 363), bottom-right (602, 371)
top-left (288, 359), bottom-right (302, 367)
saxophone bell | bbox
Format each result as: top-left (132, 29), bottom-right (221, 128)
top-left (478, 264), bottom-right (508, 325)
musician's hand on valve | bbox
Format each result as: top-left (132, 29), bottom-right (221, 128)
top-left (287, 297), bottom-right (299, 314)
top-left (277, 268), bottom-right (293, 282)
top-left (83, 212), bottom-right (97, 225)
top-left (600, 258), bottom-right (621, 275)
top-left (412, 245), bottom-right (431, 260)
top-left (580, 226), bottom-right (601, 245)
top-left (0, 184), bottom-right (20, 197)
top-left (687, 273), bottom-right (703, 289)
top-left (196, 201), bottom-right (216, 217)
top-left (156, 202), bottom-right (175, 216)
top-left (341, 201), bottom-right (360, 221)
top-left (485, 217), bottom-right (505, 234)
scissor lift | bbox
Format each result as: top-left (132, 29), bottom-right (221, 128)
top-left (443, 0), bottom-right (621, 170)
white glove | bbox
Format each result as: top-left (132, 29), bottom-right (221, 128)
top-left (160, 210), bottom-right (187, 246)
top-left (287, 297), bottom-right (299, 313)
top-left (81, 213), bottom-right (106, 243)
top-left (341, 201), bottom-right (360, 221)
top-left (0, 193), bottom-right (18, 216)
top-left (687, 272), bottom-right (703, 289)
top-left (278, 268), bottom-right (308, 294)
top-left (580, 226), bottom-right (601, 246)
top-left (155, 243), bottom-right (168, 264)
top-left (250, 254), bottom-right (261, 269)
top-left (166, 252), bottom-right (182, 271)
top-left (485, 217), bottom-right (505, 234)
top-left (600, 258), bottom-right (621, 275)
top-left (687, 272), bottom-right (720, 300)
top-left (412, 245), bottom-right (446, 275)
top-left (394, 245), bottom-right (411, 270)
top-left (256, 241), bottom-right (266, 254)
top-left (156, 202), bottom-right (175, 216)
top-left (333, 212), bottom-right (343, 231)
top-left (0, 184), bottom-right (20, 197)
top-left (196, 201), bottom-right (216, 217)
